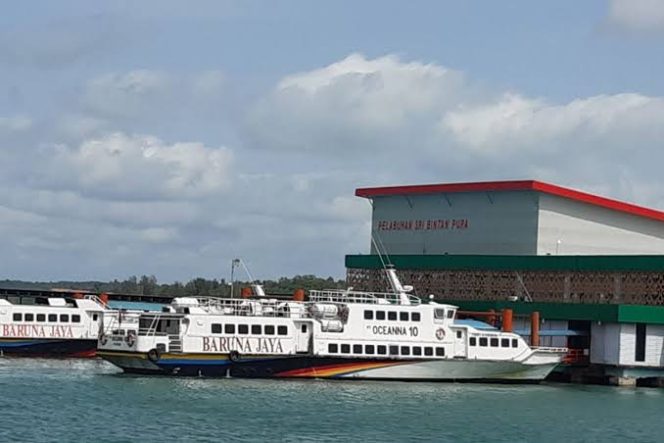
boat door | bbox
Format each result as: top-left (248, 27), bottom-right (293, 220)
top-left (294, 322), bottom-right (312, 354)
top-left (453, 328), bottom-right (468, 358)
top-left (89, 311), bottom-right (101, 338)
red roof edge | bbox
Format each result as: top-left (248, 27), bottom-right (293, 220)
top-left (355, 180), bottom-right (664, 223)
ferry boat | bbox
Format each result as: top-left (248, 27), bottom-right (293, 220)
top-left (0, 294), bottom-right (107, 357)
top-left (97, 268), bottom-right (566, 382)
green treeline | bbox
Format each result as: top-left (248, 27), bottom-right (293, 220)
top-left (0, 274), bottom-right (347, 297)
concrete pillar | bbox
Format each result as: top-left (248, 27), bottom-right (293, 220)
top-left (530, 311), bottom-right (540, 347)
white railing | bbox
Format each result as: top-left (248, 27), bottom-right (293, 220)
top-left (191, 297), bottom-right (296, 318)
top-left (309, 289), bottom-right (421, 305)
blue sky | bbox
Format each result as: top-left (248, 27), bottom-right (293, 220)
top-left (1, 0), bottom-right (664, 282)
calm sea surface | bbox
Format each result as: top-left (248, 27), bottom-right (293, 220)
top-left (1, 358), bottom-right (663, 443)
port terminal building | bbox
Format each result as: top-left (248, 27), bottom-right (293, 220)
top-left (347, 180), bottom-right (664, 385)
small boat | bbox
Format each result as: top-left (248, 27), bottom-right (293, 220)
top-left (97, 268), bottom-right (566, 382)
top-left (0, 294), bottom-right (108, 357)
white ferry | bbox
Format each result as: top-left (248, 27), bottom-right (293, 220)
top-left (97, 268), bottom-right (566, 382)
top-left (0, 294), bottom-right (107, 357)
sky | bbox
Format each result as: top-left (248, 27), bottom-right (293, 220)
top-left (1, 0), bottom-right (664, 282)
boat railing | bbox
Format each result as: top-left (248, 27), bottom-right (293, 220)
top-left (309, 290), bottom-right (421, 305)
top-left (191, 297), bottom-right (298, 317)
top-left (83, 294), bottom-right (108, 308)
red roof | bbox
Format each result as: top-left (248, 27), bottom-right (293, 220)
top-left (355, 180), bottom-right (664, 223)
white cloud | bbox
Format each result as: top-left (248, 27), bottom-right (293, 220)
top-left (0, 115), bottom-right (32, 133)
top-left (608, 0), bottom-right (664, 32)
top-left (45, 133), bottom-right (233, 200)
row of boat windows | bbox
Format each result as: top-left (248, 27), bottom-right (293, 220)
top-left (12, 313), bottom-right (83, 323)
top-left (363, 310), bottom-right (421, 322)
top-left (210, 324), bottom-right (289, 336)
top-left (470, 337), bottom-right (519, 348)
top-left (328, 343), bottom-right (446, 357)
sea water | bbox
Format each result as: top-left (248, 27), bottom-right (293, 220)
top-left (0, 358), bottom-right (663, 443)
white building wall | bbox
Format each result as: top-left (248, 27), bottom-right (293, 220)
top-left (590, 323), bottom-right (621, 365)
top-left (618, 324), bottom-right (636, 366)
top-left (538, 195), bottom-right (664, 255)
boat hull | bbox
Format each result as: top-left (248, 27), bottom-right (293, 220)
top-left (0, 338), bottom-right (97, 358)
top-left (98, 350), bottom-right (561, 382)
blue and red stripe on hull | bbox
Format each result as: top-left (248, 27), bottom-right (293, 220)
top-left (0, 338), bottom-right (97, 358)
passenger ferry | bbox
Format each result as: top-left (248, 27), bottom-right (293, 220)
top-left (0, 294), bottom-right (107, 357)
top-left (97, 268), bottom-right (566, 382)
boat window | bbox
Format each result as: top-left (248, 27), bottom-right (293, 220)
top-left (456, 330), bottom-right (462, 339)
top-left (434, 309), bottom-right (445, 319)
top-left (328, 343), bottom-right (338, 353)
top-left (501, 338), bottom-right (510, 348)
top-left (377, 345), bottom-right (387, 355)
top-left (238, 324), bottom-right (249, 335)
top-left (364, 310), bottom-right (373, 320)
top-left (48, 314), bottom-right (57, 322)
top-left (469, 337), bottom-right (477, 346)
top-left (211, 324), bottom-right (222, 334)
top-left (376, 311), bottom-right (386, 320)
top-left (13, 313), bottom-right (22, 321)
top-left (251, 325), bottom-right (261, 335)
top-left (388, 312), bottom-right (397, 321)
top-left (412, 312), bottom-right (420, 322)
top-left (389, 345), bottom-right (399, 355)
top-left (265, 325), bottom-right (275, 335)
top-left (436, 347), bottom-right (445, 357)
top-left (400, 312), bottom-right (409, 321)
top-left (60, 314), bottom-right (69, 323)
top-left (301, 324), bottom-right (307, 333)
top-left (72, 315), bottom-right (81, 323)
top-left (413, 346), bottom-right (422, 356)
top-left (341, 344), bottom-right (350, 354)
top-left (225, 324), bottom-right (235, 334)
top-left (511, 339), bottom-right (519, 348)
top-left (400, 346), bottom-right (410, 356)
top-left (25, 313), bottom-right (34, 322)
top-left (424, 347), bottom-right (433, 356)
top-left (277, 326), bottom-right (288, 336)
top-left (479, 337), bottom-right (488, 347)
top-left (37, 314), bottom-right (46, 322)
top-left (447, 310), bottom-right (455, 319)
top-left (490, 338), bottom-right (499, 347)
top-left (353, 344), bottom-right (362, 354)
top-left (93, 314), bottom-right (98, 321)
top-left (365, 345), bottom-right (375, 355)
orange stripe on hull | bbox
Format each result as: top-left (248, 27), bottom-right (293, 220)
top-left (278, 360), bottom-right (407, 378)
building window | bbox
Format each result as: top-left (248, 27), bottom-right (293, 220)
top-left (635, 323), bottom-right (646, 362)
top-left (389, 345), bottom-right (399, 355)
top-left (48, 314), bottom-right (57, 322)
top-left (479, 337), bottom-right (488, 347)
top-left (388, 312), bottom-right (397, 321)
top-left (341, 344), bottom-right (350, 354)
top-left (490, 338), bottom-right (499, 347)
top-left (25, 313), bottom-right (34, 322)
top-left (364, 310), bottom-right (373, 320)
top-left (436, 347), bottom-right (445, 357)
top-left (400, 312), bottom-right (409, 321)
top-left (13, 313), bottom-right (22, 321)
top-left (353, 344), bottom-right (362, 354)
top-left (278, 326), bottom-right (288, 336)
top-left (328, 343), bottom-right (338, 353)
top-left (424, 347), bottom-right (433, 356)
top-left (59, 314), bottom-right (69, 323)
top-left (265, 325), bottom-right (275, 335)
top-left (377, 345), bottom-right (387, 355)
top-left (376, 311), bottom-right (386, 320)
top-left (251, 325), bottom-right (261, 335)
top-left (401, 346), bottom-right (410, 356)
top-left (365, 345), bottom-right (375, 355)
top-left (511, 339), bottom-right (518, 348)
top-left (238, 324), bottom-right (249, 335)
top-left (225, 324), bottom-right (235, 334)
top-left (413, 346), bottom-right (422, 356)
top-left (469, 337), bottom-right (477, 346)
top-left (412, 312), bottom-right (421, 322)
top-left (501, 338), bottom-right (510, 348)
top-left (211, 324), bottom-right (222, 334)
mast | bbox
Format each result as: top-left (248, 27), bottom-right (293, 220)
top-left (385, 265), bottom-right (412, 305)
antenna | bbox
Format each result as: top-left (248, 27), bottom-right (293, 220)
top-left (230, 258), bottom-right (266, 298)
